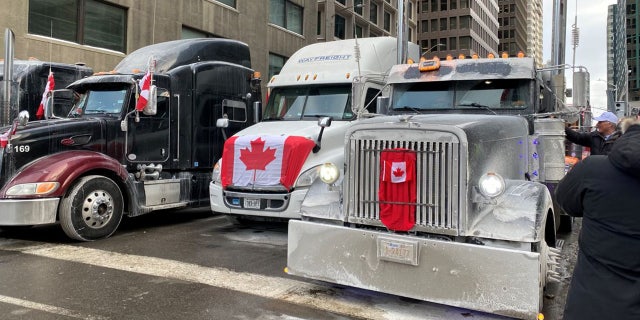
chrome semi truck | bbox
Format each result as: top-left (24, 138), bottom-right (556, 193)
top-left (287, 55), bottom-right (567, 319)
top-left (0, 38), bottom-right (261, 241)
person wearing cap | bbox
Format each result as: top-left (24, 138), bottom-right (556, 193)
top-left (564, 111), bottom-right (621, 156)
top-left (555, 119), bottom-right (640, 320)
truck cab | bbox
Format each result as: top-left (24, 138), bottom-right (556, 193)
top-left (210, 37), bottom-right (419, 220)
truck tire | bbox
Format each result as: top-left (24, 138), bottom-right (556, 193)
top-left (59, 175), bottom-right (124, 241)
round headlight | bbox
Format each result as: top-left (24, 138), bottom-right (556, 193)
top-left (318, 163), bottom-right (340, 184)
top-left (478, 173), bottom-right (505, 198)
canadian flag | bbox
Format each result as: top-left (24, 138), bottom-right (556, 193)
top-left (221, 135), bottom-right (315, 190)
top-left (36, 72), bottom-right (55, 120)
top-left (135, 71), bottom-right (151, 111)
top-left (379, 148), bottom-right (417, 231)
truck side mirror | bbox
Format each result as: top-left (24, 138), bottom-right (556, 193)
top-left (143, 85), bottom-right (157, 115)
top-left (376, 96), bottom-right (390, 114)
top-left (313, 117), bottom-right (332, 153)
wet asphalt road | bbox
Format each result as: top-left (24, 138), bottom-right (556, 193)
top-left (0, 208), bottom-right (578, 320)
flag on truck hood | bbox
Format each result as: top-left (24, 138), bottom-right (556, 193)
top-left (36, 72), bottom-right (54, 120)
top-left (135, 71), bottom-right (151, 111)
top-left (221, 135), bottom-right (315, 190)
top-left (379, 149), bottom-right (417, 231)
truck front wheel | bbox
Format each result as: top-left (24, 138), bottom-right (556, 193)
top-left (59, 175), bottom-right (124, 241)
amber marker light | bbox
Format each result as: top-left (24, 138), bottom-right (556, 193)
top-left (502, 52), bottom-right (509, 58)
top-left (36, 182), bottom-right (59, 194)
top-left (487, 53), bottom-right (495, 59)
top-left (517, 51), bottom-right (525, 58)
top-left (458, 54), bottom-right (466, 59)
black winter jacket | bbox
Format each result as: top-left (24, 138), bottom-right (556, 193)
top-left (564, 127), bottom-right (622, 155)
top-left (556, 125), bottom-right (640, 320)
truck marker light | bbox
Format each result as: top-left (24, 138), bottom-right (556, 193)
top-left (458, 54), bottom-right (466, 59)
top-left (305, 75), bottom-right (309, 80)
top-left (487, 53), bottom-right (495, 59)
top-left (313, 74), bottom-right (318, 80)
top-left (345, 73), bottom-right (351, 79)
top-left (296, 75), bottom-right (301, 81)
top-left (36, 182), bottom-right (59, 194)
top-left (502, 52), bottom-right (509, 58)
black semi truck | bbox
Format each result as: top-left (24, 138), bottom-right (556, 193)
top-left (0, 38), bottom-right (261, 241)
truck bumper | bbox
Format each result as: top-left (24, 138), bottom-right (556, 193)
top-left (0, 198), bottom-right (59, 225)
top-left (287, 220), bottom-right (543, 319)
top-left (209, 181), bottom-right (305, 219)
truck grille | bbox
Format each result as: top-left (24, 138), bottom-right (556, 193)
top-left (345, 131), bottom-right (463, 235)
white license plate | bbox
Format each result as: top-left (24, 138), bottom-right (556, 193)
top-left (377, 236), bottom-right (419, 266)
top-left (243, 198), bottom-right (261, 209)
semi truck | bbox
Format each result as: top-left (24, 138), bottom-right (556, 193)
top-left (0, 38), bottom-right (261, 241)
top-left (0, 59), bottom-right (93, 122)
top-left (287, 55), bottom-right (569, 319)
top-left (210, 37), bottom-right (418, 220)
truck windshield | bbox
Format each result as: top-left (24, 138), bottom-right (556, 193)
top-left (391, 79), bottom-right (531, 112)
top-left (70, 89), bottom-right (128, 117)
top-left (263, 85), bottom-right (353, 120)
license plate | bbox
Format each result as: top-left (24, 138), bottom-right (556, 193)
top-left (243, 198), bottom-right (261, 209)
top-left (377, 236), bottom-right (419, 266)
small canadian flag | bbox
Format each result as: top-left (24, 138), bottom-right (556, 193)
top-left (379, 148), bottom-right (416, 231)
top-left (221, 135), bottom-right (315, 190)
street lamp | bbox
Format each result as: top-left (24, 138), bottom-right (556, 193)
top-left (421, 43), bottom-right (444, 57)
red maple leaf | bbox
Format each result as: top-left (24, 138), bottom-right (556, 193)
top-left (239, 137), bottom-right (277, 171)
top-left (392, 166), bottom-right (405, 178)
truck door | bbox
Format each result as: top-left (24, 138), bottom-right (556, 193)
top-left (127, 88), bottom-right (170, 163)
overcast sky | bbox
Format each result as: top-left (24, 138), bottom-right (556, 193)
top-left (543, 0), bottom-right (618, 115)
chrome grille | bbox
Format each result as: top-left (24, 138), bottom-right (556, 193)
top-left (346, 131), bottom-right (462, 235)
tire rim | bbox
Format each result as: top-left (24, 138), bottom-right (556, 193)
top-left (81, 189), bottom-right (114, 229)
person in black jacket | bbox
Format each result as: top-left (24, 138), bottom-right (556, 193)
top-left (555, 121), bottom-right (640, 320)
top-left (565, 111), bottom-right (621, 155)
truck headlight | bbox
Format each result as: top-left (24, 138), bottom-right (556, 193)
top-left (478, 173), bottom-right (505, 197)
top-left (6, 182), bottom-right (60, 196)
top-left (318, 163), bottom-right (340, 184)
top-left (212, 160), bottom-right (222, 183)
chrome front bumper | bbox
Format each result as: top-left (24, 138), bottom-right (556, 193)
top-left (287, 220), bottom-right (544, 319)
top-left (0, 198), bottom-right (59, 225)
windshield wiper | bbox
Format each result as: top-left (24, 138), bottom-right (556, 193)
top-left (457, 103), bottom-right (497, 115)
top-left (393, 106), bottom-right (423, 113)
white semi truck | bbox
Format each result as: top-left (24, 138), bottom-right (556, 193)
top-left (210, 37), bottom-right (419, 219)
top-left (287, 55), bottom-right (569, 319)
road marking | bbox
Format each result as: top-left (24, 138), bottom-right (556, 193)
top-left (0, 294), bottom-right (108, 320)
top-left (0, 239), bottom-right (503, 320)
top-left (0, 239), bottom-right (388, 319)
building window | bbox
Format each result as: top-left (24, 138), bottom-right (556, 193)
top-left (28, 0), bottom-right (126, 52)
top-left (449, 17), bottom-right (457, 29)
top-left (269, 53), bottom-right (287, 80)
top-left (459, 15), bottom-right (470, 29)
top-left (421, 20), bottom-right (429, 33)
top-left (215, 0), bottom-right (236, 7)
top-left (440, 0), bottom-right (447, 11)
top-left (335, 15), bottom-right (346, 39)
top-left (450, 0), bottom-right (457, 10)
top-left (431, 0), bottom-right (438, 12)
top-left (182, 26), bottom-right (217, 39)
top-left (407, 1), bottom-right (413, 19)
top-left (449, 37), bottom-right (457, 50)
top-left (269, 0), bottom-right (303, 35)
top-left (336, 0), bottom-right (346, 5)
top-left (355, 24), bottom-right (364, 38)
top-left (355, 0), bottom-right (364, 15)
top-left (460, 0), bottom-right (469, 9)
top-left (460, 36), bottom-right (471, 49)
top-left (431, 18), bottom-right (438, 32)
top-left (440, 18), bottom-right (447, 31)
top-left (384, 11), bottom-right (391, 31)
top-left (370, 2), bottom-right (378, 24)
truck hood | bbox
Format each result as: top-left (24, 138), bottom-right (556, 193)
top-left (228, 120), bottom-right (354, 173)
top-left (1, 117), bottom-right (107, 175)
